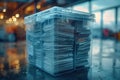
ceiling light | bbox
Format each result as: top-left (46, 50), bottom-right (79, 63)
top-left (9, 18), bottom-right (12, 22)
top-left (13, 17), bottom-right (17, 22)
top-left (3, 9), bottom-right (6, 12)
top-left (0, 15), bottom-right (4, 19)
top-left (15, 14), bottom-right (20, 18)
top-left (12, 16), bottom-right (15, 19)
top-left (37, 5), bottom-right (41, 9)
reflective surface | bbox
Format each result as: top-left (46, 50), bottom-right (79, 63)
top-left (0, 42), bottom-right (27, 80)
top-left (0, 39), bottom-right (120, 80)
top-left (92, 39), bottom-right (120, 80)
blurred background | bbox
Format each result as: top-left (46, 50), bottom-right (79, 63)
top-left (0, 0), bottom-right (120, 42)
top-left (0, 0), bottom-right (120, 80)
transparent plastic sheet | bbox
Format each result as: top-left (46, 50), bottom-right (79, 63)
top-left (24, 6), bottom-right (94, 76)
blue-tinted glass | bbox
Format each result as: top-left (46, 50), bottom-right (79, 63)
top-left (94, 12), bottom-right (101, 28)
top-left (103, 9), bottom-right (115, 32)
top-left (92, 0), bottom-right (120, 11)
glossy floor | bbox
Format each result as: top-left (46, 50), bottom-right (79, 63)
top-left (0, 39), bottom-right (120, 80)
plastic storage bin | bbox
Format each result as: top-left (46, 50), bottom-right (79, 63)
top-left (24, 6), bottom-right (94, 76)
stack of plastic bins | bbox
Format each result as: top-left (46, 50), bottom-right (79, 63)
top-left (36, 6), bottom-right (94, 76)
top-left (25, 6), bottom-right (94, 76)
top-left (24, 13), bottom-right (43, 68)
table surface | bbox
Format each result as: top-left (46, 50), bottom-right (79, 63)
top-left (0, 39), bottom-right (120, 80)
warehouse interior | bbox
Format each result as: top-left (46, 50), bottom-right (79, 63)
top-left (0, 0), bottom-right (120, 80)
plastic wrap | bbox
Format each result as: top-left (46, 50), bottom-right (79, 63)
top-left (24, 6), bottom-right (94, 76)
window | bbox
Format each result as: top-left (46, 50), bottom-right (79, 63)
top-left (72, 2), bottom-right (89, 12)
top-left (93, 12), bottom-right (101, 28)
top-left (103, 9), bottom-right (115, 32)
top-left (92, 0), bottom-right (120, 11)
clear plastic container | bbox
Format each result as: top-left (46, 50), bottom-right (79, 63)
top-left (24, 6), bottom-right (94, 76)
